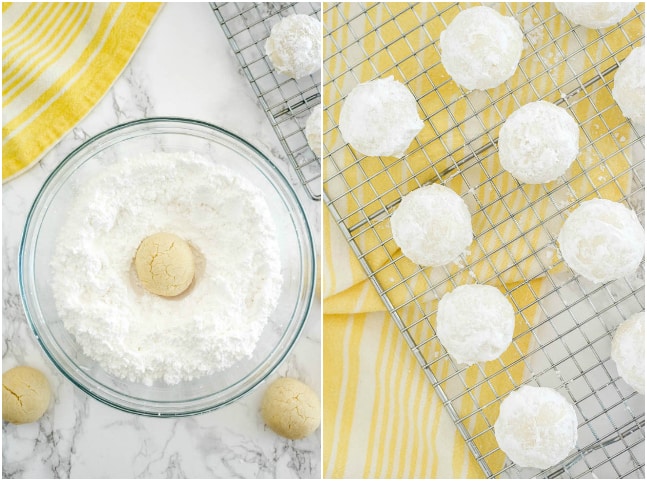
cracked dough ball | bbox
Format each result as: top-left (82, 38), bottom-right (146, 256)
top-left (391, 184), bottom-right (473, 267)
top-left (339, 76), bottom-right (423, 158)
top-left (555, 2), bottom-right (638, 29)
top-left (611, 311), bottom-right (645, 395)
top-left (498, 101), bottom-right (580, 184)
top-left (265, 14), bottom-right (321, 79)
top-left (558, 199), bottom-right (645, 283)
top-left (3, 366), bottom-right (51, 424)
top-left (494, 385), bottom-right (578, 469)
top-left (135, 232), bottom-right (195, 297)
top-left (439, 6), bottom-right (523, 90)
top-left (261, 377), bottom-right (320, 439)
top-left (613, 46), bottom-right (645, 125)
top-left (306, 106), bottom-right (322, 157)
top-left (437, 284), bottom-right (515, 365)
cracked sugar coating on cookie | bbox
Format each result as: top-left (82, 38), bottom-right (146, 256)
top-left (437, 284), bottom-right (515, 365)
top-left (555, 2), bottom-right (638, 29)
top-left (439, 6), bottom-right (523, 90)
top-left (339, 76), bottom-right (423, 157)
top-left (265, 14), bottom-right (321, 79)
top-left (391, 184), bottom-right (473, 267)
top-left (495, 386), bottom-right (578, 469)
top-left (305, 106), bottom-right (322, 157)
top-left (498, 101), bottom-right (580, 184)
top-left (261, 377), bottom-right (321, 439)
top-left (558, 199), bottom-right (645, 283)
top-left (135, 232), bottom-right (195, 297)
top-left (611, 311), bottom-right (645, 395)
top-left (613, 46), bottom-right (645, 125)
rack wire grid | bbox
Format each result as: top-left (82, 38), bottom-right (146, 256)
top-left (323, 2), bottom-right (645, 478)
top-left (211, 2), bottom-right (322, 200)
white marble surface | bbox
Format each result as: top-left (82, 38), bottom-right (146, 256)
top-left (2, 4), bottom-right (321, 478)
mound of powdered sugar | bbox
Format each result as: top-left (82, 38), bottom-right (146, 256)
top-left (50, 152), bottom-right (283, 385)
top-left (612, 46), bottom-right (645, 125)
top-left (555, 2), bottom-right (638, 29)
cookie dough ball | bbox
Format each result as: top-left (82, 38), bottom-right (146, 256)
top-left (391, 184), bottom-right (473, 267)
top-left (261, 377), bottom-right (321, 439)
top-left (339, 76), bottom-right (423, 158)
top-left (265, 14), bottom-right (321, 79)
top-left (437, 284), bottom-right (515, 365)
top-left (3, 366), bottom-right (51, 424)
top-left (555, 3), bottom-right (638, 29)
top-left (558, 199), bottom-right (645, 283)
top-left (305, 106), bottom-right (322, 157)
top-left (611, 311), bottom-right (645, 395)
top-left (613, 46), bottom-right (645, 125)
top-left (439, 6), bottom-right (523, 90)
top-left (135, 232), bottom-right (195, 297)
top-left (498, 101), bottom-right (580, 184)
top-left (495, 386), bottom-right (578, 469)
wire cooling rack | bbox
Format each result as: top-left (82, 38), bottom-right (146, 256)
top-left (323, 2), bottom-right (645, 478)
top-left (211, 2), bottom-right (322, 200)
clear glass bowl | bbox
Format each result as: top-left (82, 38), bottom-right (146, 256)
top-left (19, 118), bottom-right (315, 416)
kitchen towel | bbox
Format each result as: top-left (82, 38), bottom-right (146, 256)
top-left (2, 2), bottom-right (162, 181)
top-left (322, 2), bottom-right (642, 478)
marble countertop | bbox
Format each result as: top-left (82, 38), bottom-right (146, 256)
top-left (2, 4), bottom-right (321, 478)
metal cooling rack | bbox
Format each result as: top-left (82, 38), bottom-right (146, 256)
top-left (212, 2), bottom-right (322, 200)
top-left (323, 2), bottom-right (645, 478)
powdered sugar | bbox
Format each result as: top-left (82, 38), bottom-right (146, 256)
top-left (50, 152), bottom-right (282, 385)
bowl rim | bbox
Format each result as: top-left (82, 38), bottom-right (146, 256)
top-left (19, 116), bottom-right (316, 417)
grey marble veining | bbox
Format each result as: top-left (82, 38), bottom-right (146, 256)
top-left (2, 4), bottom-right (321, 478)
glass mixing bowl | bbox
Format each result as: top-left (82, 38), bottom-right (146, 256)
top-left (19, 118), bottom-right (315, 416)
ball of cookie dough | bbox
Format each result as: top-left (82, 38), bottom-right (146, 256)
top-left (498, 101), bottom-right (580, 184)
top-left (494, 385), bottom-right (578, 469)
top-left (557, 199), bottom-right (645, 283)
top-left (261, 377), bottom-right (321, 439)
top-left (265, 14), bottom-right (321, 79)
top-left (555, 3), bottom-right (638, 29)
top-left (611, 311), bottom-right (645, 395)
top-left (613, 46), bottom-right (645, 125)
top-left (2, 366), bottom-right (51, 424)
top-left (439, 6), bottom-right (523, 90)
top-left (391, 184), bottom-right (473, 267)
top-left (306, 106), bottom-right (322, 157)
top-left (135, 232), bottom-right (195, 297)
top-left (339, 76), bottom-right (424, 158)
top-left (437, 284), bottom-right (515, 365)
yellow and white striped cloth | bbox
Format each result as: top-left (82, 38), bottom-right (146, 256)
top-left (323, 2), bottom-right (642, 478)
top-left (2, 2), bottom-right (161, 181)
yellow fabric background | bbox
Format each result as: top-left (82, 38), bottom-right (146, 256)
top-left (323, 2), bottom-right (643, 478)
top-left (2, 2), bottom-right (162, 181)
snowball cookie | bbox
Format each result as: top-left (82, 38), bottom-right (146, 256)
top-left (261, 377), bottom-right (321, 439)
top-left (391, 184), bottom-right (473, 267)
top-left (495, 386), bottom-right (578, 469)
top-left (498, 101), bottom-right (580, 184)
top-left (3, 366), bottom-right (51, 424)
top-left (135, 232), bottom-right (195, 297)
top-left (439, 6), bottom-right (523, 90)
top-left (305, 106), bottom-right (322, 157)
top-left (436, 284), bottom-right (515, 365)
top-left (265, 14), bottom-right (321, 79)
top-left (558, 199), bottom-right (645, 283)
top-left (339, 76), bottom-right (423, 157)
top-left (555, 3), bottom-right (638, 29)
top-left (613, 46), bottom-right (645, 125)
top-left (611, 311), bottom-right (645, 395)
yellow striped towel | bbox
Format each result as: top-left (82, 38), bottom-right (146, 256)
top-left (2, 2), bottom-right (162, 181)
top-left (323, 2), bottom-right (643, 478)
